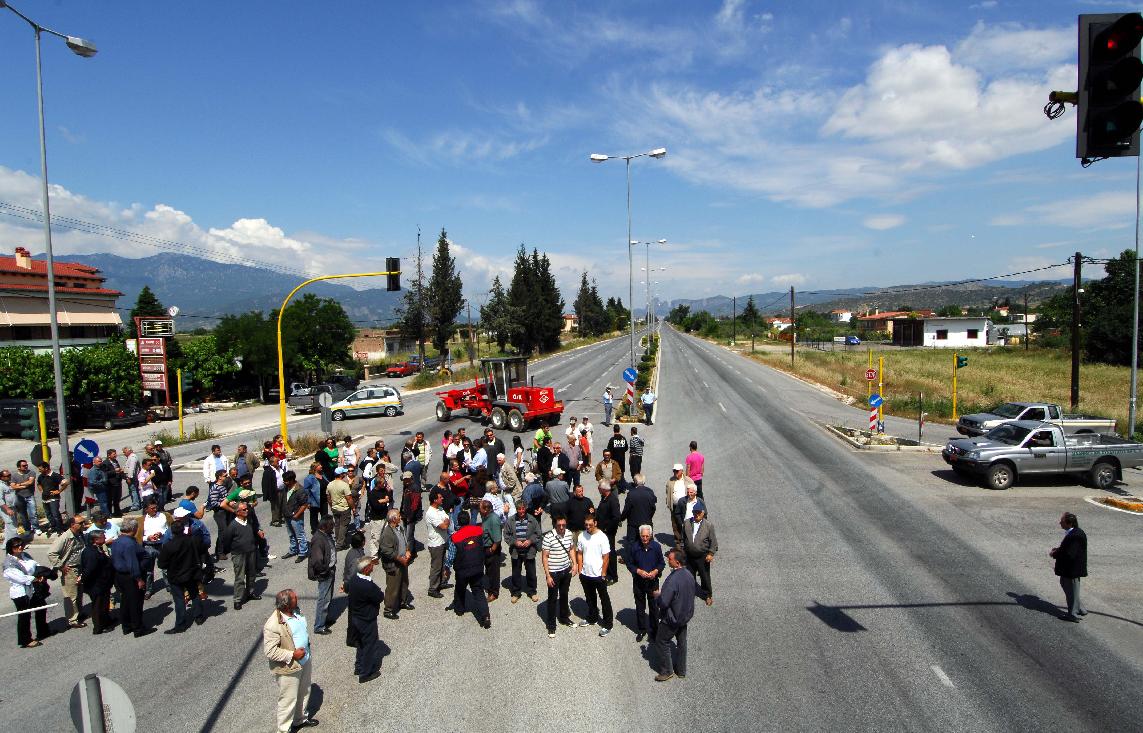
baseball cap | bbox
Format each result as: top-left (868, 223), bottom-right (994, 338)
top-left (237, 489), bottom-right (257, 500)
top-left (401, 470), bottom-right (413, 479)
top-left (692, 501), bottom-right (706, 514)
top-left (334, 467), bottom-right (347, 475)
top-left (524, 472), bottom-right (536, 483)
top-left (153, 440), bottom-right (163, 445)
top-left (673, 463), bottom-right (684, 471)
top-left (172, 507), bottom-right (191, 518)
top-left (552, 467), bottom-right (564, 476)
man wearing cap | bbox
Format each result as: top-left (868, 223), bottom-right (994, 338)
top-left (665, 464), bottom-right (696, 548)
top-left (544, 466), bottom-right (570, 520)
top-left (640, 386), bottom-right (656, 425)
top-left (653, 548), bottom-right (696, 681)
top-left (326, 467), bottom-right (355, 551)
top-left (682, 502), bottom-right (718, 606)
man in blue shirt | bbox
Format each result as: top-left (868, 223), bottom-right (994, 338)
top-left (627, 524), bottom-right (665, 642)
top-left (111, 518), bottom-right (154, 637)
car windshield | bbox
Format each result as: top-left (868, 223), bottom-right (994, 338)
top-left (990, 403), bottom-right (1026, 418)
top-left (984, 424), bottom-right (1031, 445)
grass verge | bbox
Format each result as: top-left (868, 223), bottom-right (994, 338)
top-left (149, 422), bottom-right (217, 447)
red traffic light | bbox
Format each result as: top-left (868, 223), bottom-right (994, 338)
top-left (1093, 12), bottom-right (1143, 62)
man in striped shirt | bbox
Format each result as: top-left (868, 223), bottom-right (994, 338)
top-left (541, 515), bottom-right (576, 638)
top-left (628, 427), bottom-right (644, 485)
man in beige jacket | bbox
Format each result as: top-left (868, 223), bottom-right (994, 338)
top-left (263, 588), bottom-right (317, 732)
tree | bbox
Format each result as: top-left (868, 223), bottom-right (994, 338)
top-left (667, 304), bottom-right (691, 326)
top-left (937, 304), bottom-right (963, 317)
top-left (573, 272), bottom-right (608, 337)
top-left (740, 296), bottom-right (759, 331)
top-left (531, 249), bottom-right (564, 352)
top-left (0, 347), bottom-right (54, 398)
top-left (1085, 249), bottom-right (1140, 366)
top-left (175, 334), bottom-right (241, 396)
top-left (480, 276), bottom-right (516, 352)
top-left (508, 245), bottom-right (537, 354)
top-left (62, 342), bottom-right (142, 404)
top-left (507, 245), bottom-right (564, 354)
top-left (396, 230), bottom-right (428, 364)
top-left (606, 297), bottom-right (630, 333)
top-left (127, 286), bottom-right (167, 338)
top-left (214, 311), bottom-right (278, 399)
top-left (280, 294), bottom-right (355, 381)
top-left (425, 227), bottom-right (464, 355)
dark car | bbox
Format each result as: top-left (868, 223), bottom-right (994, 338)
top-left (73, 401), bottom-right (147, 430)
top-left (327, 374), bottom-right (360, 391)
top-left (0, 399), bottom-right (59, 438)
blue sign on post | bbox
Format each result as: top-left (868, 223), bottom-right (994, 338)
top-left (74, 439), bottom-right (100, 466)
top-left (869, 394), bottom-right (884, 408)
top-left (623, 367), bottom-right (638, 384)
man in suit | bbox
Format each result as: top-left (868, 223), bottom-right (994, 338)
top-left (682, 502), bottom-right (718, 606)
top-left (1050, 512), bottom-right (1088, 622)
top-left (80, 529), bottom-right (116, 634)
top-left (346, 556), bottom-right (384, 683)
top-left (620, 474), bottom-right (657, 546)
top-left (377, 509), bottom-right (413, 620)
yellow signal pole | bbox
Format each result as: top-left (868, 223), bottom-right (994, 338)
top-left (877, 356), bottom-right (884, 431)
top-left (36, 400), bottom-right (48, 464)
top-left (277, 270), bottom-right (400, 451)
top-left (867, 348), bottom-right (873, 402)
top-left (952, 351), bottom-right (959, 421)
top-left (177, 369), bottom-right (184, 441)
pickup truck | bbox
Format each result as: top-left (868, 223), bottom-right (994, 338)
top-left (956, 402), bottom-right (1117, 437)
top-left (386, 361), bottom-right (418, 378)
top-left (287, 384), bottom-right (353, 414)
top-left (942, 420), bottom-right (1143, 490)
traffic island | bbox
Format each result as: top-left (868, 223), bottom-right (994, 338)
top-left (824, 424), bottom-right (939, 452)
top-left (1085, 495), bottom-right (1143, 515)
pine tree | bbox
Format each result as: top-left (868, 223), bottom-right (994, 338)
top-left (128, 285), bottom-right (166, 338)
top-left (480, 275), bottom-right (516, 352)
top-left (426, 227), bottom-right (464, 355)
top-left (508, 244), bottom-right (536, 353)
top-left (573, 272), bottom-right (593, 336)
top-left (396, 229), bottom-right (428, 363)
top-left (587, 280), bottom-right (607, 336)
top-left (532, 249), bottom-right (564, 352)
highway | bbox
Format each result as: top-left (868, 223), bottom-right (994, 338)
top-left (3, 325), bottom-right (1142, 732)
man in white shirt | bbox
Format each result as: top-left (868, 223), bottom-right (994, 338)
top-left (202, 444), bottom-right (231, 486)
top-left (423, 492), bottom-right (450, 598)
top-left (565, 416), bottom-right (579, 443)
top-left (576, 514), bottom-right (613, 637)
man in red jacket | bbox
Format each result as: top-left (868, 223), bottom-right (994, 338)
top-left (448, 513), bottom-right (490, 629)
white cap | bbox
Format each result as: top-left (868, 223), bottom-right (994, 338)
top-left (673, 463), bottom-right (684, 471)
top-left (172, 507), bottom-right (191, 518)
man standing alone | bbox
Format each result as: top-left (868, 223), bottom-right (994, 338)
top-left (346, 556), bottom-right (383, 683)
top-left (653, 548), bottom-right (696, 682)
top-left (263, 589), bottom-right (317, 733)
top-left (1050, 512), bottom-right (1088, 622)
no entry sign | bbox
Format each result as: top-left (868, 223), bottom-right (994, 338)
top-left (865, 368), bottom-right (877, 381)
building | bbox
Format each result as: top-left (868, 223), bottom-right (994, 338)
top-left (892, 316), bottom-right (990, 347)
top-left (829, 309), bottom-right (852, 323)
top-left (856, 310), bottom-right (933, 336)
top-left (563, 314), bottom-right (578, 333)
top-left (0, 246), bottom-right (123, 352)
top-left (765, 316), bottom-right (792, 332)
top-left (350, 328), bottom-right (417, 362)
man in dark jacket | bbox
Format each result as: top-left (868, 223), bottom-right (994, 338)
top-left (157, 517), bottom-right (205, 632)
top-left (346, 555), bottom-right (384, 683)
top-left (80, 529), bottom-right (116, 634)
top-left (595, 481), bottom-right (622, 583)
top-left (308, 516), bottom-right (337, 634)
top-left (221, 501), bottom-right (263, 609)
top-left (564, 484), bottom-right (594, 544)
top-left (1050, 512), bottom-right (1088, 622)
top-left (620, 475), bottom-right (657, 544)
top-left (449, 513), bottom-right (490, 628)
top-left (507, 500), bottom-right (542, 602)
top-left (262, 456), bottom-right (283, 526)
top-left (654, 548), bottom-right (697, 682)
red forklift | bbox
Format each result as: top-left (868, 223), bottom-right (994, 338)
top-left (434, 356), bottom-right (563, 432)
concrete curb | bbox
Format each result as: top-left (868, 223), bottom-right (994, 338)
top-left (821, 422), bottom-right (941, 452)
top-left (1085, 495), bottom-right (1143, 516)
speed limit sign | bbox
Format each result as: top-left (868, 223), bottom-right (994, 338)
top-left (865, 368), bottom-right (877, 381)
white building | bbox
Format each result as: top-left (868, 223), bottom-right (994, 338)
top-left (829, 309), bottom-right (852, 323)
top-left (921, 316), bottom-right (990, 348)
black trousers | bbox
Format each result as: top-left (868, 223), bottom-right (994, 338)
top-left (453, 572), bottom-right (489, 622)
top-left (629, 455), bottom-right (642, 480)
top-left (13, 595), bottom-right (50, 647)
top-left (484, 550), bottom-right (501, 597)
top-left (545, 569), bottom-right (571, 631)
top-left (695, 479), bottom-right (703, 500)
top-left (114, 572), bottom-right (144, 633)
top-left (604, 531), bottom-right (618, 582)
top-left (632, 576), bottom-right (660, 636)
top-left (511, 555), bottom-right (537, 596)
top-left (580, 575), bottom-right (613, 628)
top-left (654, 622), bottom-right (687, 676)
top-left (87, 588), bottom-right (112, 632)
top-left (212, 510), bottom-right (231, 558)
top-left (687, 555), bottom-right (713, 599)
top-left (353, 625), bottom-right (379, 677)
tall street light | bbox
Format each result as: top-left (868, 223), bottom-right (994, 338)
top-left (2, 1), bottom-right (97, 515)
top-left (642, 265), bottom-right (668, 327)
top-left (590, 147), bottom-right (666, 368)
top-left (632, 239), bottom-right (666, 325)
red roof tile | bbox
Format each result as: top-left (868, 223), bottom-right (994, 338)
top-left (0, 282), bottom-right (122, 296)
top-left (0, 256), bottom-right (104, 279)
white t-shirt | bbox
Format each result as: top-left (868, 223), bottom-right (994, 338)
top-left (143, 513), bottom-right (167, 540)
top-left (424, 506), bottom-right (449, 548)
top-left (576, 529), bottom-right (610, 579)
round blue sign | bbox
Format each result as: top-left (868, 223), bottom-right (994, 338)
top-left (869, 394), bottom-right (884, 408)
top-left (623, 367), bottom-right (638, 383)
top-left (74, 438), bottom-right (100, 465)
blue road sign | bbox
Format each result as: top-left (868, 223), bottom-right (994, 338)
top-left (74, 439), bottom-right (100, 465)
top-left (623, 367), bottom-right (638, 383)
top-left (869, 394), bottom-right (884, 408)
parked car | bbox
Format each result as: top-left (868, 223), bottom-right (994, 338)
top-left (956, 402), bottom-right (1117, 437)
top-left (0, 399), bottom-right (59, 438)
top-left (73, 401), bottom-right (147, 430)
top-left (287, 384), bottom-right (354, 414)
top-left (326, 374), bottom-right (360, 391)
top-left (845, 335), bottom-right (861, 345)
top-left (386, 361), bottom-right (418, 378)
top-left (942, 421), bottom-right (1143, 490)
top-left (329, 385), bottom-right (403, 421)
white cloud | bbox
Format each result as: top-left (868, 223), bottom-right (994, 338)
top-left (864, 214), bottom-right (906, 230)
top-left (970, 1), bottom-right (999, 10)
top-left (772, 273), bottom-right (806, 286)
top-left (737, 272), bottom-right (767, 285)
top-left (994, 191), bottom-right (1137, 230)
top-left (953, 21), bottom-right (1072, 71)
top-left (383, 128), bottom-right (549, 166)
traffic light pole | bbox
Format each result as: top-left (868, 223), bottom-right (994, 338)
top-left (1072, 252), bottom-right (1082, 411)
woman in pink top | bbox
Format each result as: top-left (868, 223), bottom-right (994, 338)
top-left (685, 441), bottom-right (705, 499)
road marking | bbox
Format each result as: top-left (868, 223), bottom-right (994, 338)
top-left (562, 384), bottom-right (572, 391)
top-left (719, 402), bottom-right (727, 413)
top-left (745, 377), bottom-right (753, 384)
top-left (703, 380), bottom-right (710, 388)
top-left (930, 665), bottom-right (954, 688)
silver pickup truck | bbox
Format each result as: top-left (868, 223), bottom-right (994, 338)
top-left (956, 402), bottom-right (1117, 437)
top-left (942, 420), bottom-right (1143, 490)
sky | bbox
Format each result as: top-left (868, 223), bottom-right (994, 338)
top-left (0, 0), bottom-right (1139, 312)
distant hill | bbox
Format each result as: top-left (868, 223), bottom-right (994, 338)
top-left (664, 279), bottom-right (1070, 318)
top-left (61, 253), bottom-right (403, 330)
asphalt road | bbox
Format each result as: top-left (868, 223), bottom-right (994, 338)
top-left (4, 325), bottom-right (1142, 732)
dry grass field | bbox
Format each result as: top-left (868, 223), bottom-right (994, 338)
top-left (744, 344), bottom-right (1136, 434)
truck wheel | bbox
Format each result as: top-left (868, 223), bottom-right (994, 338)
top-left (435, 401), bottom-right (452, 422)
top-left (985, 463), bottom-right (1015, 490)
top-left (1090, 461), bottom-right (1117, 490)
top-left (491, 407), bottom-right (507, 430)
top-left (103, 420), bottom-right (113, 430)
top-left (508, 408), bottom-right (525, 433)
top-left (331, 410), bottom-right (345, 421)
top-left (384, 406), bottom-right (398, 417)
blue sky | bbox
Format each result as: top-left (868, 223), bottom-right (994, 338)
top-left (0, 0), bottom-right (1138, 310)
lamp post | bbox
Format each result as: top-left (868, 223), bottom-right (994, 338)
top-left (632, 239), bottom-right (667, 325)
top-left (590, 147), bottom-right (666, 368)
top-left (2, 2), bottom-right (96, 514)
top-left (640, 263), bottom-right (668, 326)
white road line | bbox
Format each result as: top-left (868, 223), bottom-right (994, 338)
top-left (562, 384), bottom-right (572, 391)
top-left (703, 380), bottom-right (710, 388)
top-left (719, 402), bottom-right (727, 413)
top-left (745, 377), bottom-right (753, 384)
top-left (930, 665), bottom-right (954, 688)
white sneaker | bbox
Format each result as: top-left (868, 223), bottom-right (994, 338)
top-left (578, 619), bottom-right (592, 627)
top-left (598, 627), bottom-right (611, 637)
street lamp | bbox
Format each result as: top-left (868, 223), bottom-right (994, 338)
top-left (632, 239), bottom-right (667, 326)
top-left (2, 1), bottom-right (97, 516)
top-left (590, 147), bottom-right (667, 367)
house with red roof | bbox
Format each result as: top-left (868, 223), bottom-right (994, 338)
top-left (0, 246), bottom-right (123, 351)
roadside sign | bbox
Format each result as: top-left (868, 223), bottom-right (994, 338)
top-left (317, 392), bottom-right (334, 408)
top-left (30, 445), bottom-right (51, 468)
top-left (138, 338), bottom-right (165, 356)
top-left (623, 367), bottom-right (638, 383)
top-left (869, 394), bottom-right (884, 408)
top-left (865, 368), bottom-right (877, 381)
top-left (141, 374), bottom-right (166, 390)
top-left (74, 439), bottom-right (99, 465)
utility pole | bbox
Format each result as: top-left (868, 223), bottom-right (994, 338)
top-left (1023, 290), bottom-right (1029, 353)
top-left (416, 227), bottom-right (426, 367)
top-left (1071, 252), bottom-right (1082, 411)
top-left (467, 301), bottom-right (475, 367)
top-left (732, 295), bottom-right (736, 345)
top-left (789, 286), bottom-right (796, 367)
top-left (751, 307), bottom-right (755, 353)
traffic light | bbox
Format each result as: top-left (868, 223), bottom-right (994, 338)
top-left (18, 405), bottom-right (40, 440)
top-left (956, 355), bottom-right (969, 369)
top-left (385, 257), bottom-right (401, 292)
top-left (1078, 13), bottom-right (1143, 161)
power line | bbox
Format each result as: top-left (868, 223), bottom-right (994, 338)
top-left (860, 262), bottom-right (1071, 296)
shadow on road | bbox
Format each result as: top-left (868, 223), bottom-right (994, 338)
top-left (808, 594), bottom-right (1143, 633)
top-left (929, 469), bottom-right (1134, 496)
